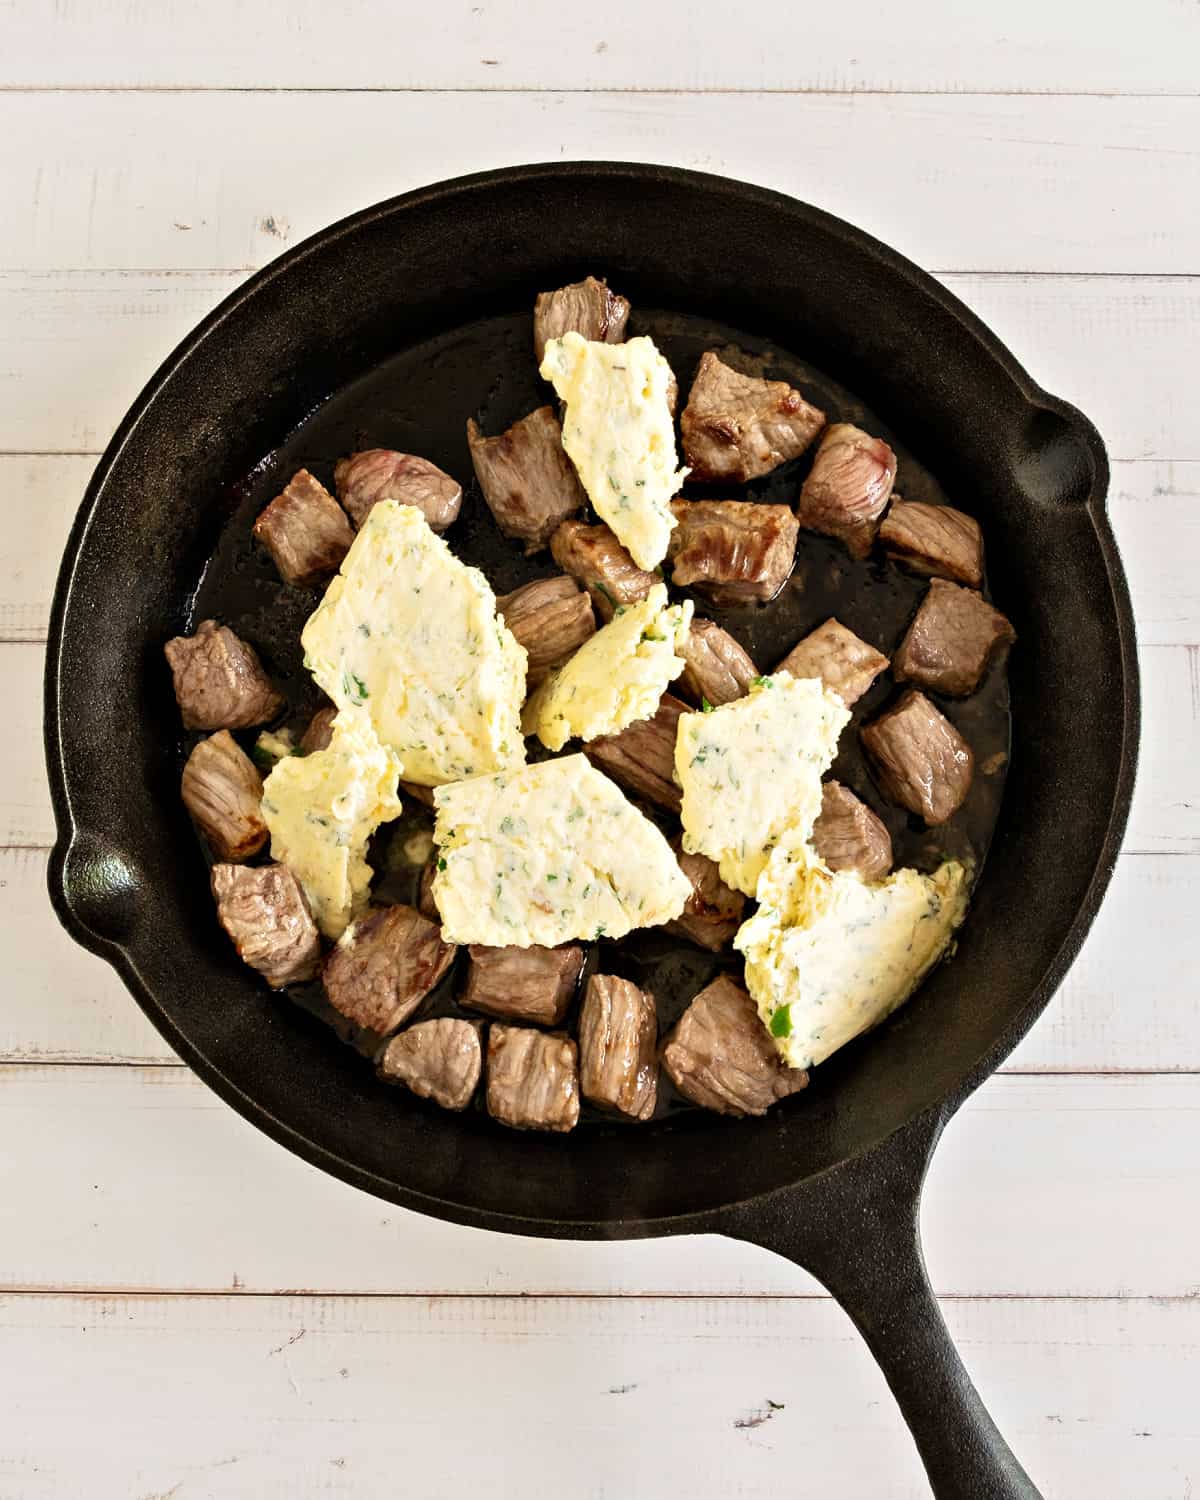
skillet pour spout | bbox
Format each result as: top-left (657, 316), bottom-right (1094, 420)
top-left (44, 163), bottom-right (1138, 1498)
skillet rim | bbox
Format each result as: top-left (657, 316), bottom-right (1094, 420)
top-left (43, 160), bottom-right (1140, 1239)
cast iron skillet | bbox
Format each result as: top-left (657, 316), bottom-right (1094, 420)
top-left (45, 163), bottom-right (1138, 1498)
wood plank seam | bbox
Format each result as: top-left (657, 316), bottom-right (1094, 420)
top-left (2, 86), bottom-right (1199, 99)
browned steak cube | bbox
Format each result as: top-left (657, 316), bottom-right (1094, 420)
top-left (584, 692), bottom-right (687, 812)
top-left (300, 705), bottom-right (336, 754)
top-left (775, 617), bottom-right (889, 706)
top-left (379, 1018), bottom-right (483, 1111)
top-left (466, 406), bottom-right (586, 552)
top-left (496, 575), bottom-right (596, 686)
top-left (879, 501), bottom-right (983, 588)
top-left (661, 976), bottom-right (808, 1117)
top-left (675, 618), bottom-right (758, 707)
top-left (665, 843), bottom-right (746, 951)
top-left (796, 423), bottom-right (897, 558)
top-left (181, 730), bottom-right (267, 862)
top-left (418, 856), bottom-right (440, 922)
top-left (462, 944), bottom-right (585, 1025)
top-left (323, 904), bottom-right (457, 1034)
top-left (486, 1026), bottom-right (580, 1132)
top-left (533, 275), bottom-right (631, 364)
top-left (680, 351), bottom-right (826, 482)
top-left (861, 690), bottom-right (974, 826)
top-left (549, 518), bottom-right (658, 621)
top-left (164, 619), bottom-right (284, 731)
top-left (252, 469), bottom-right (354, 586)
top-left (211, 862), bottom-right (321, 989)
top-left (667, 499), bottom-right (798, 605)
top-left (398, 779), bottom-right (436, 810)
top-left (579, 975), bottom-right (658, 1120)
top-left (333, 449), bottom-right (462, 533)
top-left (812, 781), bottom-right (893, 881)
top-left (893, 579), bottom-right (1015, 696)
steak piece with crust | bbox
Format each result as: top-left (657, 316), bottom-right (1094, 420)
top-left (467, 406), bottom-right (586, 552)
top-left (379, 1018), bottom-right (483, 1111)
top-left (681, 351), bottom-right (825, 482)
top-left (661, 976), bottom-right (808, 1117)
top-left (861, 690), bottom-right (974, 826)
top-left (164, 620), bottom-right (284, 732)
top-left (796, 423), bottom-right (897, 558)
top-left (533, 275), bottom-right (631, 364)
top-left (323, 904), bottom-right (457, 1034)
top-left (579, 974), bottom-right (658, 1120)
top-left (211, 862), bottom-right (321, 989)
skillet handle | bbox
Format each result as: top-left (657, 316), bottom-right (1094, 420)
top-left (722, 1109), bottom-right (1042, 1499)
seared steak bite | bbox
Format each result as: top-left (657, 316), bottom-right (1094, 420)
top-left (533, 275), bottom-right (631, 364)
top-left (796, 423), bottom-right (897, 557)
top-left (879, 501), bottom-right (983, 588)
top-left (681, 351), bottom-right (825, 482)
top-left (893, 578), bottom-right (1016, 696)
top-left (323, 903), bottom-right (457, 1034)
top-left (164, 619), bottom-right (285, 731)
top-left (466, 406), bottom-right (586, 552)
top-left (661, 976), bottom-right (808, 1117)
top-left (579, 975), bottom-right (658, 1120)
top-left (462, 943), bottom-right (585, 1026)
top-left (550, 518), bottom-right (657, 621)
top-left (486, 1025), bottom-right (580, 1132)
top-left (861, 690), bottom-right (974, 826)
top-left (584, 692), bottom-right (687, 812)
top-left (379, 1018), bottom-right (483, 1111)
top-left (676, 617), bottom-right (758, 707)
top-left (665, 843), bottom-right (746, 951)
top-left (418, 856), bottom-right (440, 921)
top-left (812, 781), bottom-right (893, 881)
top-left (300, 705), bottom-right (336, 754)
top-left (775, 617), bottom-right (888, 707)
top-left (333, 449), bottom-right (462, 533)
top-left (211, 862), bottom-right (321, 989)
top-left (181, 730), bottom-right (267, 862)
top-left (252, 469), bottom-right (355, 587)
top-left (496, 575), bottom-right (596, 686)
top-left (398, 779), bottom-right (436, 810)
top-left (667, 499), bottom-right (799, 605)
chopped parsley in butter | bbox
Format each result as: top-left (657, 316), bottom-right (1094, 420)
top-left (260, 710), bottom-right (402, 940)
top-left (540, 332), bottom-right (687, 571)
top-left (736, 828), bottom-right (970, 1070)
top-left (523, 582), bottom-right (693, 751)
top-left (431, 754), bottom-right (691, 947)
top-left (301, 500), bottom-right (526, 786)
top-left (675, 673), bottom-right (850, 896)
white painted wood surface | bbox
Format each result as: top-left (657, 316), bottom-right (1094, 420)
top-left (2, 3), bottom-right (1198, 1494)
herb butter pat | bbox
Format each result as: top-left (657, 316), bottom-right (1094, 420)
top-left (736, 828), bottom-right (970, 1069)
top-left (675, 674), bottom-right (851, 896)
top-left (431, 754), bottom-right (691, 947)
top-left (523, 582), bottom-right (693, 750)
top-left (540, 331), bottom-right (687, 571)
top-left (260, 711), bottom-right (403, 940)
top-left (301, 500), bottom-right (526, 786)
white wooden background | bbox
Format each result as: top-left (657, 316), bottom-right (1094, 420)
top-left (2, 3), bottom-right (1198, 1495)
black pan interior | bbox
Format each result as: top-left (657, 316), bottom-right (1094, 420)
top-left (191, 306), bottom-right (1010, 1116)
top-left (46, 165), bottom-right (1135, 1233)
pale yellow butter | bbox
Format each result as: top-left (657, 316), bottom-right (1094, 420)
top-left (301, 500), bottom-right (526, 787)
top-left (675, 674), bottom-right (850, 896)
top-left (736, 828), bottom-right (970, 1070)
top-left (431, 754), bottom-right (691, 947)
top-left (523, 582), bottom-right (692, 750)
top-left (540, 332), bottom-right (687, 571)
top-left (260, 711), bottom-right (402, 940)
